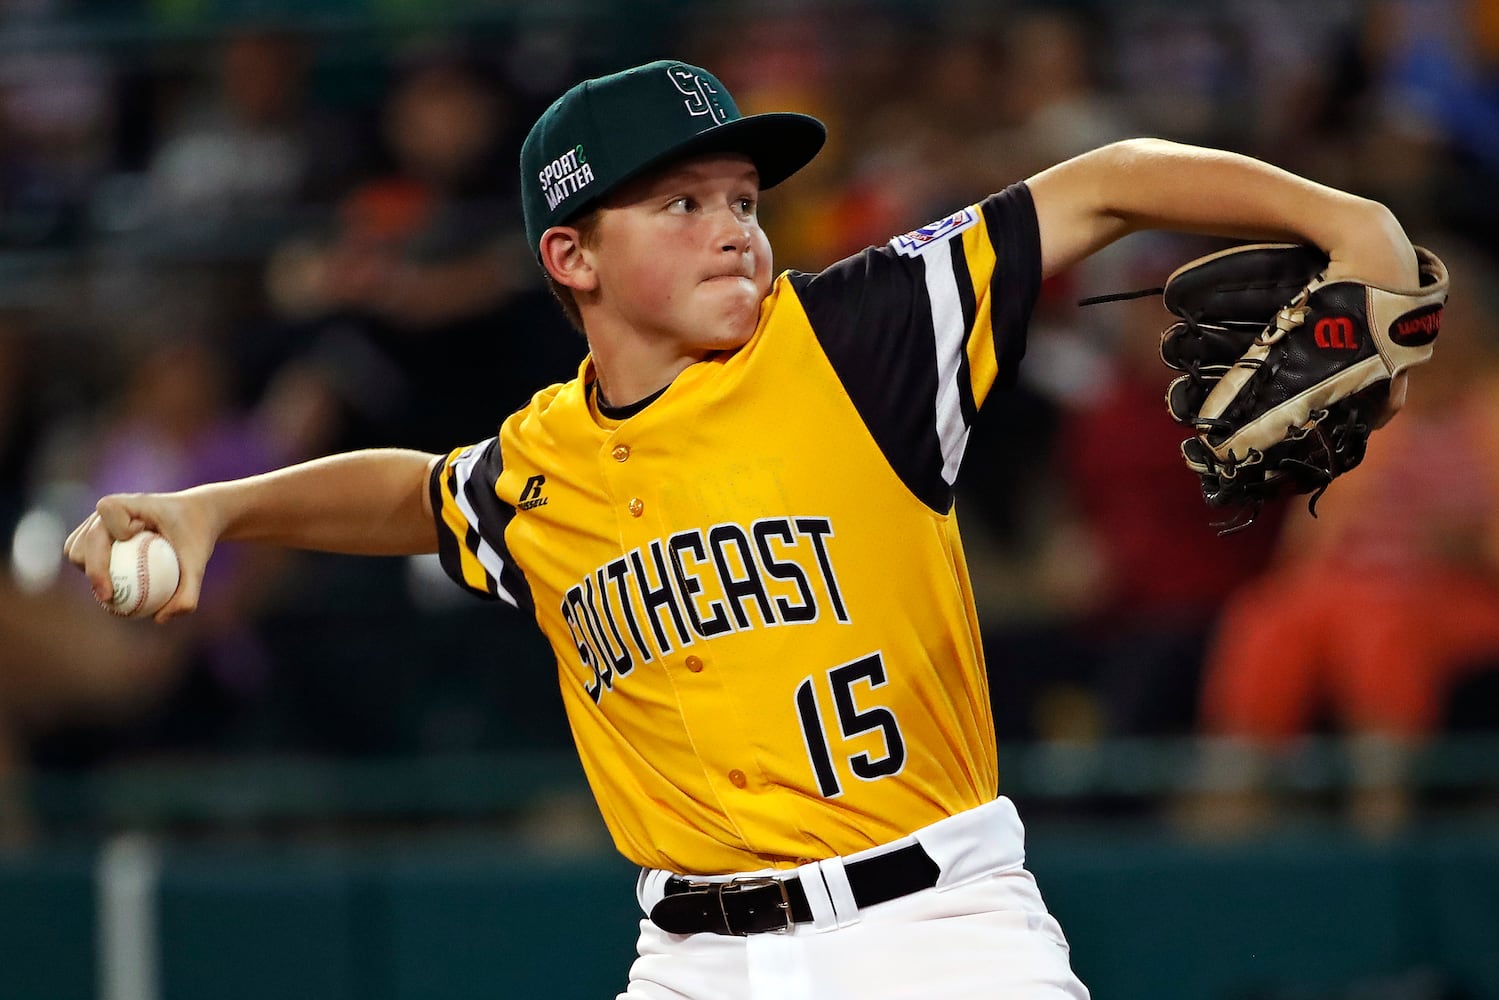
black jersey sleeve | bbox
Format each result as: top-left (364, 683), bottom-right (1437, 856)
top-left (429, 437), bottom-right (535, 611)
top-left (786, 182), bottom-right (1042, 513)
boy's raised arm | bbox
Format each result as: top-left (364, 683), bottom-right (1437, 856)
top-left (65, 448), bottom-right (442, 623)
top-left (1026, 137), bottom-right (1418, 289)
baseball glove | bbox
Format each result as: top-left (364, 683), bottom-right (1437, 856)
top-left (1158, 242), bottom-right (1449, 529)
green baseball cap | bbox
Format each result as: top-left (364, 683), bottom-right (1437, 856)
top-left (520, 59), bottom-right (826, 255)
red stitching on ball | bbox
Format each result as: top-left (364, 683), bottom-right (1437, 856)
top-left (133, 534), bottom-right (151, 616)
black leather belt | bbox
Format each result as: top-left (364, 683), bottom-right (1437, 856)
top-left (649, 841), bottom-right (941, 935)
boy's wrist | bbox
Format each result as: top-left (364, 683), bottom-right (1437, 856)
top-left (181, 481), bottom-right (238, 545)
top-left (1321, 198), bottom-right (1418, 289)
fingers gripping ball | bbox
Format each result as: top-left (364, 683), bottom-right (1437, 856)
top-left (1159, 242), bottom-right (1449, 527)
top-left (106, 531), bottom-right (181, 619)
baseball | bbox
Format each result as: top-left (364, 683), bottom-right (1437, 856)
top-left (106, 531), bottom-right (181, 619)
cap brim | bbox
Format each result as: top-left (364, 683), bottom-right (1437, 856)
top-left (563, 112), bottom-right (825, 226)
top-left (663, 112), bottom-right (827, 190)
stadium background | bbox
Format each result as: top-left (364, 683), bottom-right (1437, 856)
top-left (1, 0), bottom-right (1498, 996)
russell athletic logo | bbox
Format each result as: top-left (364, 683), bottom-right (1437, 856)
top-left (1313, 315), bottom-right (1360, 350)
top-left (1390, 304), bottom-right (1443, 347)
top-left (518, 474), bottom-right (549, 510)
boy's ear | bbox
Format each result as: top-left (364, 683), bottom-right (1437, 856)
top-left (539, 227), bottom-right (598, 292)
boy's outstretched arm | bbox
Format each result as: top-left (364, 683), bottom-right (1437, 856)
top-left (65, 448), bottom-right (441, 623)
top-left (1026, 137), bottom-right (1418, 289)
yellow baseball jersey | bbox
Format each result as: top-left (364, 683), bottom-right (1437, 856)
top-left (430, 183), bottom-right (1041, 874)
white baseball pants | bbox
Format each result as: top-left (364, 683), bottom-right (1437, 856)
top-left (620, 797), bottom-right (1090, 1000)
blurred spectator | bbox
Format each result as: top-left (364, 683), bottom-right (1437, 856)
top-left (1364, 0), bottom-right (1499, 247)
top-left (125, 29), bottom-right (357, 240)
top-left (991, 10), bottom-right (1135, 174)
top-left (0, 45), bottom-right (114, 247)
top-left (1048, 247), bottom-right (1288, 738)
top-left (0, 320), bottom-right (336, 784)
top-left (979, 240), bottom-right (1288, 744)
top-left (1111, 8), bottom-right (1242, 146)
top-left (1189, 238), bottom-right (1499, 836)
top-left (1230, 0), bottom-right (1379, 184)
top-left (223, 49), bottom-right (583, 757)
top-left (264, 47), bottom-right (581, 451)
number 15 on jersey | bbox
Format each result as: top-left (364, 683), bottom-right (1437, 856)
top-left (795, 652), bottom-right (907, 798)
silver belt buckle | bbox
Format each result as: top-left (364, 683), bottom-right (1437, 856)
top-left (718, 875), bottom-right (793, 935)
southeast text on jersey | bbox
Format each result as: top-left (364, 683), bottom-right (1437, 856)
top-left (561, 516), bottom-right (850, 703)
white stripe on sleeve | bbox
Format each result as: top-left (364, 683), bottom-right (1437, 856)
top-left (924, 238), bottom-right (972, 485)
top-left (451, 442), bottom-right (519, 608)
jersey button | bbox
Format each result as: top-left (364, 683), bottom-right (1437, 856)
top-left (685, 655), bottom-right (704, 673)
top-left (628, 497), bottom-right (644, 517)
top-left (728, 769), bottom-right (748, 789)
top-left (611, 445), bottom-right (630, 462)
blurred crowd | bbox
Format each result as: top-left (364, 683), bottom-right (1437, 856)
top-left (1, 0), bottom-right (1498, 837)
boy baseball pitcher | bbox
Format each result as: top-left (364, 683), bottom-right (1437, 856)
top-left (69, 60), bottom-right (1428, 998)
